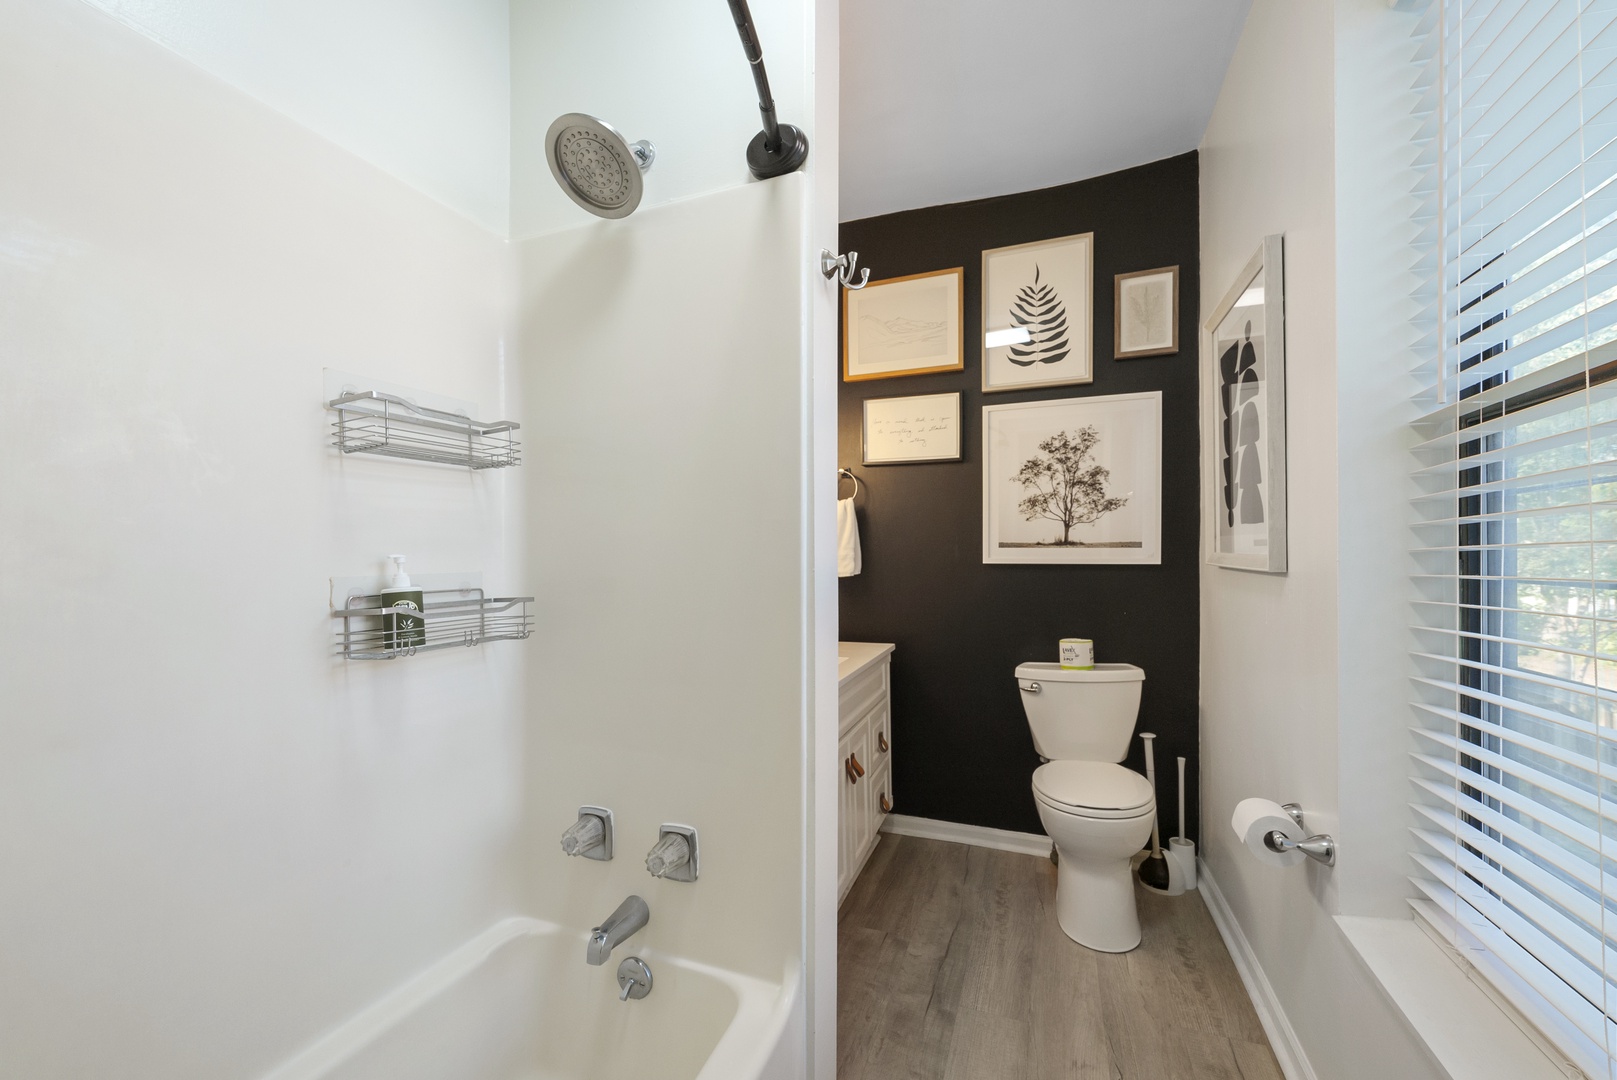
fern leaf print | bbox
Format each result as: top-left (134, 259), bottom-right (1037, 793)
top-left (1006, 265), bottom-right (1071, 367)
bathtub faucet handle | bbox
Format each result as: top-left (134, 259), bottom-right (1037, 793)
top-left (561, 806), bottom-right (614, 861)
top-left (646, 824), bottom-right (700, 883)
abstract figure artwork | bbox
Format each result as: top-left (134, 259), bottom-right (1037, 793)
top-left (983, 233), bottom-right (1094, 392)
top-left (1204, 235), bottom-right (1287, 572)
top-left (1220, 319), bottom-right (1263, 528)
top-left (983, 392), bottom-right (1162, 565)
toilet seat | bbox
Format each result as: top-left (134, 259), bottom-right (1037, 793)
top-left (1032, 761), bottom-right (1154, 819)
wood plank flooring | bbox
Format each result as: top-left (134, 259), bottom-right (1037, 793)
top-left (838, 835), bottom-right (1285, 1080)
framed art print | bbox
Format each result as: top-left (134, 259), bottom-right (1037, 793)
top-left (1203, 235), bottom-right (1286, 572)
top-left (842, 267), bottom-right (964, 381)
top-left (982, 391), bottom-right (1161, 565)
top-left (863, 392), bottom-right (962, 465)
top-left (1115, 265), bottom-right (1179, 358)
top-left (981, 232), bottom-right (1093, 392)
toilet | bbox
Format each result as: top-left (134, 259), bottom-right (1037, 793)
top-left (1018, 661), bottom-right (1154, 953)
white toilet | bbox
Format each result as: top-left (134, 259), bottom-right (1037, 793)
top-left (1018, 661), bottom-right (1154, 953)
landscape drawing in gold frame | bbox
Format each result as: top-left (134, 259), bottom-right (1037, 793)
top-left (842, 267), bottom-right (965, 382)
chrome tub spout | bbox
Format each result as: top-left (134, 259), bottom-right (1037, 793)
top-left (587, 895), bottom-right (649, 966)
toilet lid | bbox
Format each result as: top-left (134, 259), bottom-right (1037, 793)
top-left (1032, 761), bottom-right (1154, 813)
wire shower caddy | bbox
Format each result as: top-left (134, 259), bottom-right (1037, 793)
top-left (333, 587), bottom-right (534, 660)
top-left (327, 390), bottom-right (521, 469)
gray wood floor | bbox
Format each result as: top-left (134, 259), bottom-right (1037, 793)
top-left (837, 835), bottom-right (1286, 1080)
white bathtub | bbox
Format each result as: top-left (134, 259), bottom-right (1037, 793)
top-left (261, 918), bottom-right (798, 1080)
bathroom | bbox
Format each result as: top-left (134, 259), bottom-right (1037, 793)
top-left (0, 0), bottom-right (1605, 1078)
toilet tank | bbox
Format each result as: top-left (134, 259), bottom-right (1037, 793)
top-left (1015, 662), bottom-right (1145, 761)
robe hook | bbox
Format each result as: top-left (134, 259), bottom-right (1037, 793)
top-left (821, 249), bottom-right (870, 290)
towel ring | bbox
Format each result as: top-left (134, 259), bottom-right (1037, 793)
top-left (838, 468), bottom-right (860, 500)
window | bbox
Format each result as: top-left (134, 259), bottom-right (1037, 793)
top-left (1412, 1), bottom-right (1617, 1072)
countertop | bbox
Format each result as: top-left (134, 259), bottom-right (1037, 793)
top-left (838, 641), bottom-right (895, 686)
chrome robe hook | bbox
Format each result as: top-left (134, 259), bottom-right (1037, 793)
top-left (821, 249), bottom-right (870, 289)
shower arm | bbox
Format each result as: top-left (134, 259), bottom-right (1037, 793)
top-left (725, 0), bottom-right (809, 180)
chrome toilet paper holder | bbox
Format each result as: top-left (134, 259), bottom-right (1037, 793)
top-left (1265, 803), bottom-right (1336, 866)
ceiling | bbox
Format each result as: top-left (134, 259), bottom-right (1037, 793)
top-left (839, 0), bottom-right (1253, 222)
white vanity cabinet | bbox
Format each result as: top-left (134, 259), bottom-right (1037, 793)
top-left (838, 642), bottom-right (895, 904)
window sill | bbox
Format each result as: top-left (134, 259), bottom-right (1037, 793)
top-left (1335, 915), bottom-right (1573, 1080)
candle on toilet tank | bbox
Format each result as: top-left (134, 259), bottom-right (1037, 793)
top-left (1059, 638), bottom-right (1094, 670)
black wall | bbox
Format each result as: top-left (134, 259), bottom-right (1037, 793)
top-left (838, 152), bottom-right (1201, 842)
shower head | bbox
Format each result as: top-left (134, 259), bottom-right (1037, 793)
top-left (544, 113), bottom-right (655, 219)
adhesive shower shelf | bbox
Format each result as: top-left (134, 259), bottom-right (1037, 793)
top-left (333, 587), bottom-right (534, 660)
top-left (327, 390), bottom-right (521, 469)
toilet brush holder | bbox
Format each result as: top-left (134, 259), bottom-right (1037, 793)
top-left (1169, 837), bottom-right (1197, 892)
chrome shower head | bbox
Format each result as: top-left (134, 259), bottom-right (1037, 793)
top-left (544, 113), bottom-right (655, 219)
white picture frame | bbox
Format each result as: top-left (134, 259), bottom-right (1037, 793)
top-left (982, 391), bottom-right (1162, 565)
top-left (982, 233), bottom-right (1094, 392)
top-left (843, 267), bottom-right (964, 381)
top-left (1203, 234), bottom-right (1287, 573)
top-left (862, 392), bottom-right (962, 465)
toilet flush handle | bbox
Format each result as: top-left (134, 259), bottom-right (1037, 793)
top-left (1020, 681), bottom-right (1041, 694)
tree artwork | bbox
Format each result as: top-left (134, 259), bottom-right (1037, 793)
top-left (1012, 426), bottom-right (1127, 545)
top-left (1219, 321), bottom-right (1264, 527)
top-left (1005, 265), bottom-right (1071, 367)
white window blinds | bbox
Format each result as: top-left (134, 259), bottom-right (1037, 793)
top-left (1411, 1), bottom-right (1617, 1073)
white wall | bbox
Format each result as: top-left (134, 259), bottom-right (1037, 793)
top-left (514, 176), bottom-right (809, 980)
top-left (79, 0), bottom-right (512, 235)
top-left (0, 0), bottom-right (522, 1075)
top-left (508, 0), bottom-right (810, 240)
top-left (1332, 0), bottom-right (1426, 922)
top-left (1199, 2), bottom-right (1440, 1077)
top-left (508, 6), bottom-right (832, 1076)
top-left (808, 1), bottom-right (842, 1076)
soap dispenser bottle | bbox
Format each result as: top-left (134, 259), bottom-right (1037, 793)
top-left (380, 554), bottom-right (425, 652)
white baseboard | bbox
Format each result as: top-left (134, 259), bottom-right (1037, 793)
top-left (1198, 859), bottom-right (1318, 1080)
top-left (879, 814), bottom-right (1053, 858)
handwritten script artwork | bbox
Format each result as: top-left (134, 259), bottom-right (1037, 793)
top-left (844, 268), bottom-right (965, 381)
top-left (1005, 266), bottom-right (1071, 367)
top-left (863, 392), bottom-right (962, 464)
top-left (1219, 319), bottom-right (1264, 530)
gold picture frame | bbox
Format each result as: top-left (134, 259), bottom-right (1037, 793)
top-left (1114, 265), bottom-right (1180, 359)
top-left (842, 267), bottom-right (965, 382)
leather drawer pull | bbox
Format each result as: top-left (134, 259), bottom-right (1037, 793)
top-left (880, 792), bottom-right (892, 813)
top-left (878, 731), bottom-right (889, 753)
top-left (850, 753), bottom-right (865, 778)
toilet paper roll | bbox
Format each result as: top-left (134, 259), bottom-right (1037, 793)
top-left (1169, 837), bottom-right (1198, 891)
top-left (1231, 798), bottom-right (1305, 868)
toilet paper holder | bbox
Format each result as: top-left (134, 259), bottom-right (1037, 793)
top-left (1265, 803), bottom-right (1336, 866)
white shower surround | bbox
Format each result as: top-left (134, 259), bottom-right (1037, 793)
top-left (0, 0), bottom-right (832, 1077)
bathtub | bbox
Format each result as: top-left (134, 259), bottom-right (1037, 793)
top-left (261, 918), bottom-right (798, 1080)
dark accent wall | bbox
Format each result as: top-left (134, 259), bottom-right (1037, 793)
top-left (838, 152), bottom-right (1201, 842)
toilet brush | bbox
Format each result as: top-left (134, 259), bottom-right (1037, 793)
top-left (1137, 733), bottom-right (1172, 893)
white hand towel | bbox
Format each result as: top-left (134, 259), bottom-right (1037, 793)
top-left (837, 497), bottom-right (862, 577)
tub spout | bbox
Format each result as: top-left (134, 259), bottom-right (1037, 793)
top-left (587, 895), bottom-right (649, 966)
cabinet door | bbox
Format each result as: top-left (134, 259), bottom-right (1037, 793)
top-left (838, 722), bottom-right (862, 900)
top-left (870, 701), bottom-right (891, 806)
top-left (870, 761), bottom-right (892, 830)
